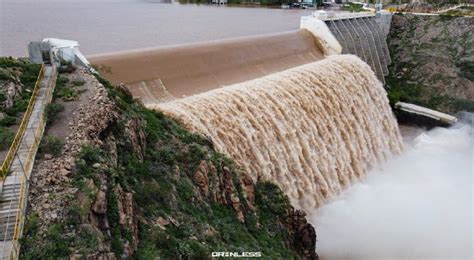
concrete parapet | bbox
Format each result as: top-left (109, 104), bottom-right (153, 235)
top-left (311, 10), bottom-right (375, 21)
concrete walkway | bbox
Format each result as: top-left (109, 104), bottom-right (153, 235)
top-left (0, 65), bottom-right (56, 259)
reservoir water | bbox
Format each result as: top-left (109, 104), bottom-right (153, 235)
top-left (0, 0), bottom-right (311, 57)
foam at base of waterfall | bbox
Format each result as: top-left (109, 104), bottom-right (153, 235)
top-left (313, 118), bottom-right (473, 259)
top-left (154, 55), bottom-right (403, 210)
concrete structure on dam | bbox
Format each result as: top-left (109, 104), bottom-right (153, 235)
top-left (302, 11), bottom-right (392, 83)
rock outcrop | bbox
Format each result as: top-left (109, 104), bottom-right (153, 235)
top-left (287, 209), bottom-right (318, 259)
top-left (22, 69), bottom-right (318, 259)
top-left (386, 13), bottom-right (474, 114)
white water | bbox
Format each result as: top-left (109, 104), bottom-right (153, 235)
top-left (313, 117), bottom-right (473, 259)
top-left (156, 55), bottom-right (403, 210)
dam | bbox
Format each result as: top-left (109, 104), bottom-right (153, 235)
top-left (304, 11), bottom-right (392, 82)
top-left (1, 0), bottom-right (471, 257)
top-left (2, 10), bottom-right (403, 258)
top-left (90, 11), bottom-right (402, 210)
top-left (90, 30), bottom-right (325, 104)
top-left (90, 11), bottom-right (393, 98)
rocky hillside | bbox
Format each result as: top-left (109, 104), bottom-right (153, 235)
top-left (386, 13), bottom-right (474, 114)
top-left (20, 67), bottom-right (318, 259)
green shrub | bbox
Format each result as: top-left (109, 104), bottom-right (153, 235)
top-left (0, 57), bottom-right (20, 68)
top-left (0, 91), bottom-right (6, 103)
top-left (44, 102), bottom-right (64, 126)
top-left (54, 76), bottom-right (85, 101)
top-left (255, 182), bottom-right (290, 219)
top-left (66, 203), bottom-right (86, 227)
top-left (0, 115), bottom-right (17, 126)
top-left (58, 60), bottom-right (76, 73)
top-left (56, 76), bottom-right (69, 85)
top-left (71, 79), bottom-right (86, 86)
top-left (457, 60), bottom-right (474, 81)
top-left (108, 188), bottom-right (124, 257)
top-left (5, 99), bottom-right (30, 116)
top-left (75, 144), bottom-right (103, 183)
top-left (43, 224), bottom-right (71, 257)
top-left (0, 58), bottom-right (41, 89)
top-left (0, 127), bottom-right (14, 150)
top-left (55, 87), bottom-right (78, 101)
top-left (439, 13), bottom-right (457, 21)
top-left (23, 213), bottom-right (40, 236)
top-left (0, 69), bottom-right (14, 81)
top-left (342, 2), bottom-right (364, 12)
top-left (39, 135), bottom-right (64, 157)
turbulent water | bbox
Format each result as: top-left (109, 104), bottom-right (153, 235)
top-left (313, 116), bottom-right (473, 259)
top-left (156, 55), bottom-right (403, 209)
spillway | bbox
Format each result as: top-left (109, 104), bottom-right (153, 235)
top-left (154, 55), bottom-right (403, 210)
top-left (323, 15), bottom-right (391, 83)
top-left (89, 30), bottom-right (324, 104)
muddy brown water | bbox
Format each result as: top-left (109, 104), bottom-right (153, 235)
top-left (0, 0), bottom-right (311, 57)
top-left (89, 29), bottom-right (324, 103)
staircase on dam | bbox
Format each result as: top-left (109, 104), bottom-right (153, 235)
top-left (321, 13), bottom-right (392, 83)
top-left (0, 65), bottom-right (57, 259)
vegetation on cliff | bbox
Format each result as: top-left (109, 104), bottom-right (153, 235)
top-left (0, 57), bottom-right (41, 151)
top-left (386, 13), bottom-right (474, 114)
top-left (21, 68), bottom-right (317, 259)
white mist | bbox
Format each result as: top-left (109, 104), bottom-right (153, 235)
top-left (312, 118), bottom-right (473, 259)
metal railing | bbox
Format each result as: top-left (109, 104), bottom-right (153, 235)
top-left (0, 65), bottom-right (45, 179)
top-left (0, 64), bottom-right (57, 259)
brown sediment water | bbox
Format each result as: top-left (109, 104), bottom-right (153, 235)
top-left (154, 55), bottom-right (403, 210)
top-left (89, 29), bottom-right (324, 105)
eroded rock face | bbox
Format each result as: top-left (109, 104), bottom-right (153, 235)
top-left (1, 81), bottom-right (22, 108)
top-left (124, 118), bottom-right (146, 161)
top-left (192, 160), bottom-right (318, 259)
top-left (193, 160), bottom-right (255, 223)
top-left (114, 185), bottom-right (139, 256)
top-left (287, 209), bottom-right (318, 260)
top-left (193, 160), bottom-right (210, 197)
top-left (0, 66), bottom-right (22, 109)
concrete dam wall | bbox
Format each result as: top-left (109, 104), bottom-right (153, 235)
top-left (89, 18), bottom-right (401, 210)
top-left (323, 13), bottom-right (392, 82)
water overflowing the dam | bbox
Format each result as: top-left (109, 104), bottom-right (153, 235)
top-left (90, 21), bottom-right (404, 209)
top-left (155, 55), bottom-right (403, 209)
top-left (89, 30), bottom-right (324, 104)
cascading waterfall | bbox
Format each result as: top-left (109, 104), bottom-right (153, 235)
top-left (153, 55), bottom-right (403, 210)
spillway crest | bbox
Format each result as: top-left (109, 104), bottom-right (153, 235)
top-left (89, 30), bottom-right (324, 104)
top-left (154, 55), bottom-right (403, 209)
